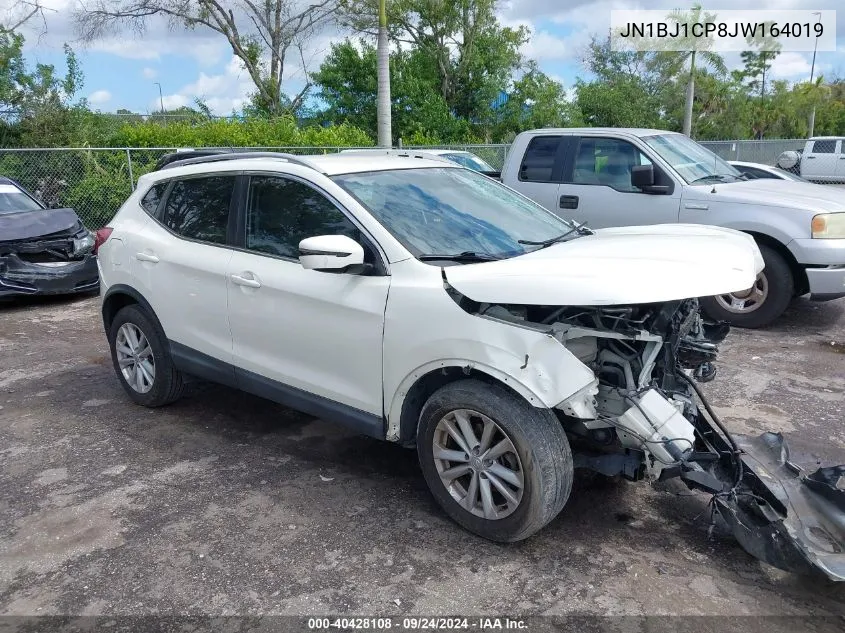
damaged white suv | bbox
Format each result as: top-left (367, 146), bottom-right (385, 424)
top-left (97, 151), bottom-right (845, 580)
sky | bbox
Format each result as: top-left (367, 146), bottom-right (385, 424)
top-left (7, 0), bottom-right (845, 116)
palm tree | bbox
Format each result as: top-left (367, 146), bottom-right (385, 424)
top-left (376, 0), bottom-right (392, 147)
top-left (796, 76), bottom-right (830, 137)
top-left (662, 4), bottom-right (727, 137)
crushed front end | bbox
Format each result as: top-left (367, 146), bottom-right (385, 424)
top-left (0, 209), bottom-right (99, 297)
top-left (472, 297), bottom-right (845, 580)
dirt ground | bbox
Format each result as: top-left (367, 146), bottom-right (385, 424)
top-left (0, 293), bottom-right (844, 626)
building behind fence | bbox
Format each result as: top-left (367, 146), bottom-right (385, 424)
top-left (0, 139), bottom-right (819, 229)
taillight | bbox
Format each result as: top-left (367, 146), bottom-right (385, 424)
top-left (93, 227), bottom-right (113, 255)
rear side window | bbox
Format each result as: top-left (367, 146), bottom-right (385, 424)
top-left (140, 183), bottom-right (167, 216)
top-left (812, 140), bottom-right (837, 153)
top-left (160, 176), bottom-right (235, 244)
top-left (519, 136), bottom-right (561, 182)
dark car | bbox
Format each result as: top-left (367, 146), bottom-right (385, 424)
top-left (0, 177), bottom-right (99, 298)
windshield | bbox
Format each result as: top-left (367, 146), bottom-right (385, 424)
top-left (0, 184), bottom-right (44, 215)
top-left (441, 152), bottom-right (496, 172)
top-left (643, 134), bottom-right (742, 184)
top-left (332, 167), bottom-right (573, 260)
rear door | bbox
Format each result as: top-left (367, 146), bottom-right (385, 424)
top-left (510, 135), bottom-right (575, 214)
top-left (130, 174), bottom-right (238, 374)
top-left (556, 136), bottom-right (682, 229)
top-left (802, 139), bottom-right (840, 182)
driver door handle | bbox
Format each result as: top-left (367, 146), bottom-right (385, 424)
top-left (230, 272), bottom-right (261, 288)
top-left (559, 195), bottom-right (579, 210)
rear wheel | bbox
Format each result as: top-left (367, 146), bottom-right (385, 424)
top-left (417, 379), bottom-right (573, 542)
top-left (108, 304), bottom-right (186, 407)
top-left (700, 243), bottom-right (793, 328)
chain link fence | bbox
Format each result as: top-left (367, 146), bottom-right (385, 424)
top-left (0, 140), bottom-right (838, 229)
top-left (698, 139), bottom-right (807, 165)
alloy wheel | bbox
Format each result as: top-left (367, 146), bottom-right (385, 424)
top-left (432, 409), bottom-right (524, 520)
top-left (714, 272), bottom-right (769, 314)
top-left (115, 323), bottom-right (155, 394)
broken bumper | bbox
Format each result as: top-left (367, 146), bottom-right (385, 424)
top-left (713, 432), bottom-right (845, 581)
top-left (0, 253), bottom-right (99, 297)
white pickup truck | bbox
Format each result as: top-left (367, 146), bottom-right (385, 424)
top-left (776, 136), bottom-right (845, 183)
top-left (500, 128), bottom-right (845, 328)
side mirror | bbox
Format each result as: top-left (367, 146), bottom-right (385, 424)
top-left (298, 235), bottom-right (366, 274)
top-left (631, 164), bottom-right (655, 189)
top-left (631, 164), bottom-right (671, 194)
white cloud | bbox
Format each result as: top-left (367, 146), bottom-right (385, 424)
top-left (88, 89), bottom-right (111, 104)
top-left (769, 52), bottom-right (823, 79)
top-left (142, 67), bottom-right (158, 79)
top-left (154, 55), bottom-right (252, 114)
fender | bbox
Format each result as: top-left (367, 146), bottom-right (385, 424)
top-left (101, 283), bottom-right (161, 333)
top-left (385, 336), bottom-right (597, 441)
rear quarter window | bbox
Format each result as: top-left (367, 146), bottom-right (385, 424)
top-left (140, 182), bottom-right (168, 216)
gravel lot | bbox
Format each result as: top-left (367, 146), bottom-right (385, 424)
top-left (0, 294), bottom-right (844, 625)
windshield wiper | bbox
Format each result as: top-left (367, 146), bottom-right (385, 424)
top-left (418, 251), bottom-right (502, 262)
top-left (690, 174), bottom-right (740, 185)
top-left (518, 221), bottom-right (593, 248)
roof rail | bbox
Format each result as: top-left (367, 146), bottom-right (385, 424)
top-left (157, 151), bottom-right (326, 173)
top-left (337, 148), bottom-right (455, 165)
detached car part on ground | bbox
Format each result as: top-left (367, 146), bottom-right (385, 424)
top-left (0, 177), bottom-right (99, 298)
top-left (97, 152), bottom-right (845, 581)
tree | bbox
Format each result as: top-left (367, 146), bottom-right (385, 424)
top-left (376, 0), bottom-right (391, 146)
top-left (1, 1), bottom-right (49, 32)
top-left (341, 0), bottom-right (526, 130)
top-left (74, 0), bottom-right (338, 116)
top-left (493, 62), bottom-right (579, 139)
top-left (312, 39), bottom-right (473, 143)
top-left (658, 4), bottom-right (726, 137)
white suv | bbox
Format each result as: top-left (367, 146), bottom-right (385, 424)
top-left (94, 151), bottom-right (845, 579)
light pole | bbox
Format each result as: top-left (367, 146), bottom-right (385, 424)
top-left (808, 11), bottom-right (822, 138)
top-left (153, 82), bottom-right (164, 116)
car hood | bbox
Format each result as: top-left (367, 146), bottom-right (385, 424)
top-left (444, 224), bottom-right (764, 306)
top-left (685, 179), bottom-right (845, 213)
top-left (0, 208), bottom-right (83, 242)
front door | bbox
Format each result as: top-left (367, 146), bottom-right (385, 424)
top-left (226, 173), bottom-right (390, 425)
top-left (557, 136), bottom-right (682, 229)
top-left (803, 139), bottom-right (841, 182)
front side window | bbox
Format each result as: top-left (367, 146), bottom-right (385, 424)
top-left (246, 176), bottom-right (359, 259)
top-left (572, 138), bottom-right (653, 192)
top-left (643, 133), bottom-right (742, 184)
top-left (333, 167), bottom-right (573, 260)
top-left (519, 136), bottom-right (561, 182)
top-left (811, 140), bottom-right (837, 154)
top-left (160, 176), bottom-right (235, 244)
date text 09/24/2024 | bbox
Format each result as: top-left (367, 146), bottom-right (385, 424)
top-left (307, 618), bottom-right (528, 630)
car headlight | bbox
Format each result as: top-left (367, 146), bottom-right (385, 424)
top-left (811, 213), bottom-right (845, 239)
top-left (73, 231), bottom-right (96, 254)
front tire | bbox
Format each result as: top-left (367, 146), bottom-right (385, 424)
top-left (417, 379), bottom-right (573, 542)
top-left (108, 304), bottom-right (186, 407)
top-left (700, 243), bottom-right (793, 328)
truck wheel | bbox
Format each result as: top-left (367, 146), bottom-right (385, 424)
top-left (700, 244), bottom-right (793, 328)
top-left (108, 304), bottom-right (186, 407)
top-left (417, 379), bottom-right (573, 542)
